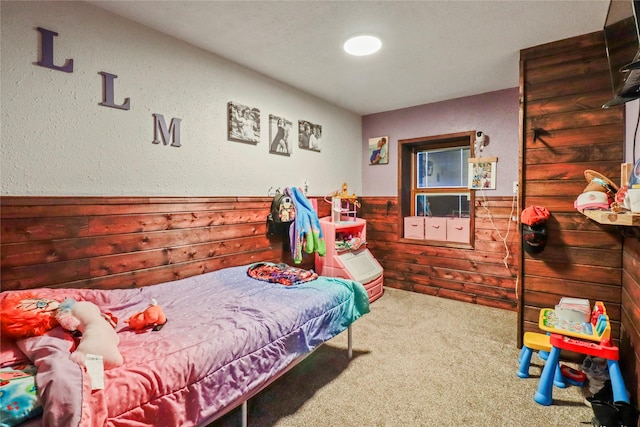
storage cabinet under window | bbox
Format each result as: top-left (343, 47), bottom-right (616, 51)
top-left (404, 216), bottom-right (471, 244)
top-left (398, 131), bottom-right (476, 247)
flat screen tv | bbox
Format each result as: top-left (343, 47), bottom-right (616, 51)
top-left (603, 0), bottom-right (640, 108)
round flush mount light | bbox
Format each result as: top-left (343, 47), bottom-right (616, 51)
top-left (343, 35), bottom-right (382, 56)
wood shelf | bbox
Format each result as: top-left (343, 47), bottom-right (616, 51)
top-left (582, 209), bottom-right (640, 226)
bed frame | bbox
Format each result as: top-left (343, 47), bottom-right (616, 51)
top-left (212, 326), bottom-right (353, 427)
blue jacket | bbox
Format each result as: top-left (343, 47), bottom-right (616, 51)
top-left (285, 187), bottom-right (326, 264)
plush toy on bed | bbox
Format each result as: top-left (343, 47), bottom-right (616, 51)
top-left (56, 298), bottom-right (123, 369)
top-left (0, 292), bottom-right (61, 339)
top-left (126, 299), bottom-right (167, 331)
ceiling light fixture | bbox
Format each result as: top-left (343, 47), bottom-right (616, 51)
top-left (343, 35), bottom-right (382, 56)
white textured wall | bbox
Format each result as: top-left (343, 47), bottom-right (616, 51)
top-left (0, 1), bottom-right (362, 197)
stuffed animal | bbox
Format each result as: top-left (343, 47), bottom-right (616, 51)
top-left (65, 300), bottom-right (123, 370)
top-left (0, 292), bottom-right (61, 339)
top-left (126, 299), bottom-right (167, 331)
top-left (55, 298), bottom-right (81, 333)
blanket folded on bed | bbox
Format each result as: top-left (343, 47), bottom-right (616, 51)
top-left (247, 262), bottom-right (318, 286)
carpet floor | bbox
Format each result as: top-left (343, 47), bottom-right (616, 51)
top-left (211, 287), bottom-right (595, 426)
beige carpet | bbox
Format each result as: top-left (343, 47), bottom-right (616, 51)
top-left (211, 287), bottom-right (594, 426)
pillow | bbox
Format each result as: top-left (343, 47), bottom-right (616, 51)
top-left (0, 338), bottom-right (29, 369)
top-left (0, 364), bottom-right (42, 426)
top-left (0, 292), bottom-right (61, 339)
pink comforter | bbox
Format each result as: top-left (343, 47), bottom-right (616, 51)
top-left (8, 265), bottom-right (370, 426)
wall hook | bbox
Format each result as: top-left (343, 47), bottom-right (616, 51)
top-left (267, 187), bottom-right (280, 196)
top-left (532, 128), bottom-right (547, 143)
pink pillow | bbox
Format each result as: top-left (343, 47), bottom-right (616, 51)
top-left (0, 337), bottom-right (29, 368)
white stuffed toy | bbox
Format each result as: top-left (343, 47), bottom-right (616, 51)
top-left (57, 299), bottom-right (123, 369)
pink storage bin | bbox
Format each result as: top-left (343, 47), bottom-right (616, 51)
top-left (404, 216), bottom-right (425, 239)
top-left (425, 217), bottom-right (447, 241)
top-left (446, 218), bottom-right (470, 243)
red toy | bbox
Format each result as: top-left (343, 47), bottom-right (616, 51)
top-left (560, 364), bottom-right (586, 386)
top-left (126, 299), bottom-right (167, 331)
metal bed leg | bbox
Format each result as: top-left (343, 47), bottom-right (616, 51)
top-left (242, 401), bottom-right (247, 427)
top-left (235, 325), bottom-right (353, 427)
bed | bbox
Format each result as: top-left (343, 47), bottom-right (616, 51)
top-left (0, 263), bottom-right (370, 426)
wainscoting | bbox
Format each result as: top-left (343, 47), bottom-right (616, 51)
top-left (359, 196), bottom-right (520, 311)
top-left (1, 195), bottom-right (516, 308)
top-left (2, 194), bottom-right (635, 402)
top-left (1, 196), bottom-right (283, 291)
top-left (621, 238), bottom-right (640, 403)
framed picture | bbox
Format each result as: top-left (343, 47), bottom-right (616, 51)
top-left (369, 136), bottom-right (389, 165)
top-left (269, 115), bottom-right (293, 156)
top-left (227, 101), bottom-right (260, 144)
top-left (298, 120), bottom-right (321, 152)
top-left (468, 157), bottom-right (498, 190)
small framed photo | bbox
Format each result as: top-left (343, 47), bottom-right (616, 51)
top-left (227, 101), bottom-right (260, 144)
top-left (369, 136), bottom-right (389, 165)
top-left (269, 115), bottom-right (293, 156)
top-left (468, 157), bottom-right (498, 190)
top-left (298, 120), bottom-right (322, 152)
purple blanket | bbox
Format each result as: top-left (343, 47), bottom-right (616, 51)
top-left (7, 265), bottom-right (370, 426)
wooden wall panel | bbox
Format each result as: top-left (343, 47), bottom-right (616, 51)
top-left (360, 196), bottom-right (519, 311)
top-left (520, 31), bottom-right (638, 403)
top-left (621, 237), bottom-right (640, 404)
top-left (520, 30), bottom-right (624, 335)
top-left (0, 196), bottom-right (283, 291)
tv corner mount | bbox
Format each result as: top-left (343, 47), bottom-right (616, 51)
top-left (620, 59), bottom-right (640, 71)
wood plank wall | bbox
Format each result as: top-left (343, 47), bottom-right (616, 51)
top-left (520, 31), bottom-right (624, 336)
top-left (1, 195), bottom-right (517, 311)
top-left (359, 196), bottom-right (519, 311)
top-left (520, 31), bottom-right (639, 402)
top-left (1, 196), bottom-right (288, 291)
top-left (621, 238), bottom-right (640, 404)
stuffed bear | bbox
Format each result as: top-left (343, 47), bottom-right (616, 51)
top-left (67, 301), bottom-right (123, 370)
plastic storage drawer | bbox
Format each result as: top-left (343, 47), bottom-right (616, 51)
top-left (425, 217), bottom-right (447, 241)
top-left (446, 218), bottom-right (470, 243)
top-left (404, 216), bottom-right (425, 239)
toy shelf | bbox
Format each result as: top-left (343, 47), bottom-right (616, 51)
top-left (315, 217), bottom-right (384, 303)
top-left (581, 209), bottom-right (640, 226)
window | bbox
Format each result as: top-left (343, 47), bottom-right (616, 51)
top-left (398, 131), bottom-right (476, 247)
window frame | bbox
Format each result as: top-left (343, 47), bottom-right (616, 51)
top-left (397, 130), bottom-right (476, 248)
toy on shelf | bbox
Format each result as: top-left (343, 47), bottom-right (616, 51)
top-left (325, 182), bottom-right (360, 222)
top-left (335, 232), bottom-right (364, 252)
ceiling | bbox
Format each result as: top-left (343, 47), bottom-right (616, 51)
top-left (87, 0), bottom-right (611, 116)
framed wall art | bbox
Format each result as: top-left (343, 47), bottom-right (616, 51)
top-left (468, 157), bottom-right (498, 190)
top-left (269, 115), bottom-right (293, 156)
top-left (227, 101), bottom-right (260, 144)
top-left (369, 136), bottom-right (389, 165)
top-left (298, 120), bottom-right (322, 152)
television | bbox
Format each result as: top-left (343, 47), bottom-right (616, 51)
top-left (603, 0), bottom-right (640, 108)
